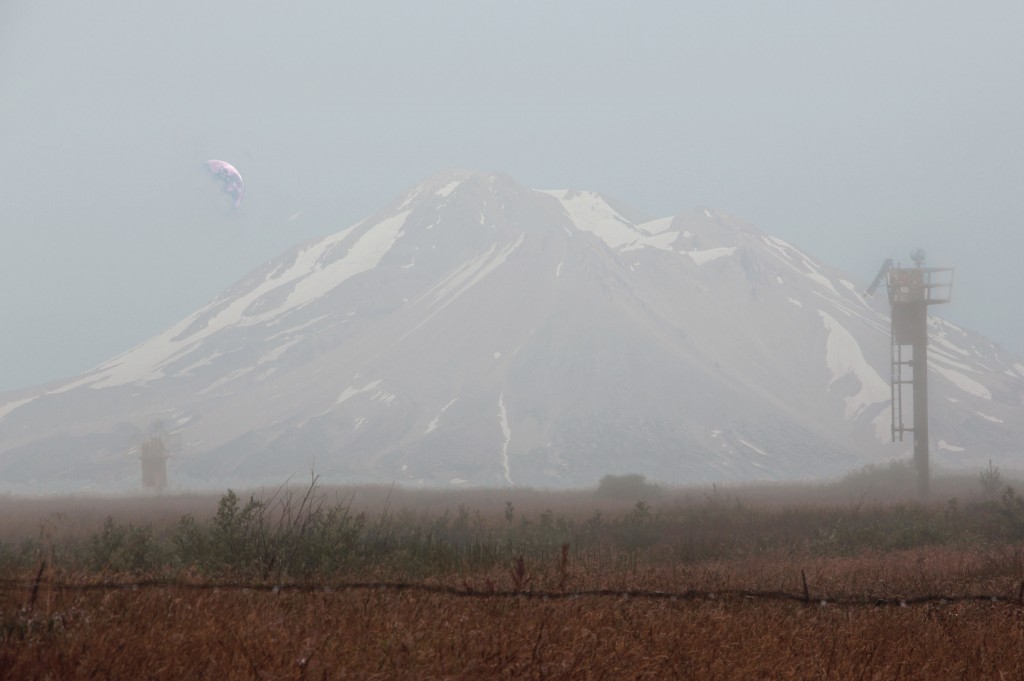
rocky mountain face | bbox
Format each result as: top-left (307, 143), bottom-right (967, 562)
top-left (3, 170), bottom-right (1023, 492)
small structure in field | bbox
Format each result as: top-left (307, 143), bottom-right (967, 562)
top-left (139, 436), bottom-right (169, 490)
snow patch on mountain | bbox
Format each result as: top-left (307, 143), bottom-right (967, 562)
top-left (806, 271), bottom-right (837, 295)
top-left (738, 438), bottom-right (773, 458)
top-left (621, 232), bottom-right (679, 253)
top-left (267, 316), bottom-right (328, 340)
top-left (337, 379), bottom-right (383, 405)
top-left (425, 398), bottom-right (458, 435)
top-left (931, 364), bottom-right (992, 400)
top-left (839, 280), bottom-right (875, 311)
top-left (0, 397), bottom-right (35, 422)
top-left (281, 210), bottom-right (409, 312)
top-left (58, 211), bottom-right (411, 392)
top-left (638, 217), bottom-right (674, 235)
top-left (174, 351), bottom-right (224, 377)
top-left (932, 331), bottom-right (970, 357)
top-left (546, 189), bottom-right (637, 249)
top-left (258, 339), bottom-right (303, 366)
top-left (764, 236), bottom-right (840, 295)
top-left (372, 389), bottom-right (397, 406)
top-left (402, 235), bottom-right (526, 341)
top-left (929, 346), bottom-right (980, 371)
top-left (811, 290), bottom-right (888, 335)
top-left (498, 393), bottom-right (513, 485)
top-left (819, 311), bottom-right (890, 419)
top-left (686, 247), bottom-right (736, 265)
top-left (199, 366), bottom-right (257, 395)
top-left (436, 180), bottom-right (462, 197)
top-left (548, 190), bottom-right (744, 261)
top-left (81, 332), bottom-right (186, 390)
top-left (430, 236), bottom-right (525, 307)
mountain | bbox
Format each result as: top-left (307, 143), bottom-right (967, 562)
top-left (3, 170), bottom-right (1023, 492)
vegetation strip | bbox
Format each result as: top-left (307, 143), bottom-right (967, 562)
top-left (6, 578), bottom-right (1023, 608)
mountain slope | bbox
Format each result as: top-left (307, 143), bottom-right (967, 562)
top-left (2, 170), bottom-right (1023, 491)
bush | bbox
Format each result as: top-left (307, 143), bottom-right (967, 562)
top-left (88, 517), bottom-right (164, 573)
top-left (980, 460), bottom-right (1005, 499)
top-left (595, 474), bottom-right (663, 500)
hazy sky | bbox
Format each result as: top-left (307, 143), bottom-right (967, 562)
top-left (2, 1), bottom-right (1022, 392)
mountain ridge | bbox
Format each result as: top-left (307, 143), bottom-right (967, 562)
top-left (2, 169), bottom-right (1022, 492)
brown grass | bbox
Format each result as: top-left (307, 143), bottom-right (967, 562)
top-left (4, 575), bottom-right (1024, 679)
top-left (3, 473), bottom-right (1024, 679)
top-left (4, 545), bottom-right (1024, 679)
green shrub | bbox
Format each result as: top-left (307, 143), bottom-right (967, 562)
top-left (88, 517), bottom-right (164, 573)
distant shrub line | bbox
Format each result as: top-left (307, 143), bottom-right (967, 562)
top-left (5, 471), bottom-right (1024, 580)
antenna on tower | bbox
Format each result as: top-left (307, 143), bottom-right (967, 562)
top-left (864, 259), bottom-right (893, 298)
top-left (867, 250), bottom-right (954, 500)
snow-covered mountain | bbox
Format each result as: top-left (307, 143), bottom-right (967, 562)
top-left (3, 170), bottom-right (1023, 492)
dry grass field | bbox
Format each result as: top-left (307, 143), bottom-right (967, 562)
top-left (3, 467), bottom-right (1024, 679)
top-left (5, 579), bottom-right (1024, 680)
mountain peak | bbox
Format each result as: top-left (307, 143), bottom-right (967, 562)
top-left (408, 168), bottom-right (481, 197)
top-left (2, 171), bottom-right (1023, 492)
top-left (395, 169), bottom-right (514, 208)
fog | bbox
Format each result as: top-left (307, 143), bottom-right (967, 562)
top-left (2, 1), bottom-right (1023, 392)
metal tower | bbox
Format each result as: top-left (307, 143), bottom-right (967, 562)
top-left (866, 250), bottom-right (953, 500)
